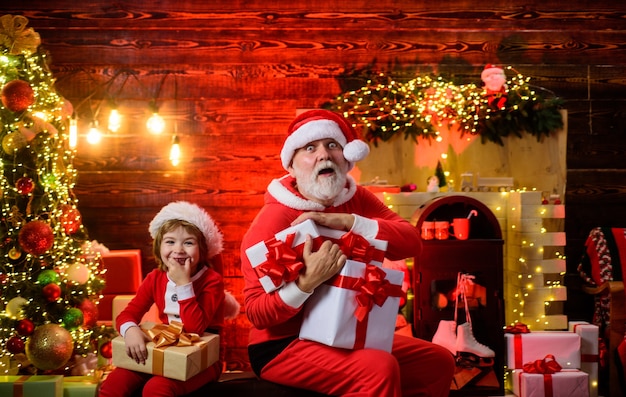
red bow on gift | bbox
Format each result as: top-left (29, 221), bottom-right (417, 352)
top-left (338, 231), bottom-right (383, 264)
top-left (522, 354), bottom-right (562, 374)
top-left (354, 265), bottom-right (405, 321)
top-left (254, 233), bottom-right (304, 288)
top-left (505, 322), bottom-right (530, 334)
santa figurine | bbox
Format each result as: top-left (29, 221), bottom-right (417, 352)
top-left (481, 64), bottom-right (508, 110)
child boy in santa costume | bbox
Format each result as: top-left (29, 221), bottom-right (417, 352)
top-left (100, 201), bottom-right (239, 397)
top-left (241, 109), bottom-right (455, 397)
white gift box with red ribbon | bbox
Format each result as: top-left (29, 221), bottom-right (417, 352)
top-left (299, 260), bottom-right (404, 352)
top-left (246, 219), bottom-right (389, 293)
top-left (568, 321), bottom-right (599, 397)
top-left (245, 219), bottom-right (319, 293)
top-left (505, 332), bottom-right (581, 370)
top-left (512, 369), bottom-right (589, 397)
top-left (315, 225), bottom-right (388, 266)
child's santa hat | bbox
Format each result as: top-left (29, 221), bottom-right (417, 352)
top-left (280, 109), bottom-right (370, 170)
top-left (149, 201), bottom-right (223, 258)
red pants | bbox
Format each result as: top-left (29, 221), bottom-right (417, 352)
top-left (98, 361), bottom-right (221, 397)
top-left (260, 334), bottom-right (455, 397)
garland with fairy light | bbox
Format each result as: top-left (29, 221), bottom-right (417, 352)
top-left (329, 65), bottom-right (564, 146)
top-left (0, 14), bottom-right (115, 376)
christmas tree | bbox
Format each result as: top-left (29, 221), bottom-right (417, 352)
top-left (0, 15), bottom-right (112, 375)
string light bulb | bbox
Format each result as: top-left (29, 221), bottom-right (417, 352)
top-left (170, 134), bottom-right (181, 166)
top-left (69, 116), bottom-right (78, 148)
top-left (86, 120), bottom-right (102, 144)
top-left (108, 107), bottom-right (121, 132)
top-left (146, 102), bottom-right (165, 134)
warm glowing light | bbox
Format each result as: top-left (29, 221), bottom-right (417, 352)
top-left (169, 135), bottom-right (181, 166)
top-left (147, 112), bottom-right (165, 134)
top-left (69, 117), bottom-right (78, 148)
top-left (87, 122), bottom-right (102, 144)
top-left (108, 108), bottom-right (122, 132)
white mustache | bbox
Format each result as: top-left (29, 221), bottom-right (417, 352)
top-left (314, 160), bottom-right (338, 175)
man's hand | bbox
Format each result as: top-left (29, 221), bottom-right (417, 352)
top-left (296, 236), bottom-right (346, 293)
top-left (124, 326), bottom-right (151, 365)
top-left (291, 212), bottom-right (355, 232)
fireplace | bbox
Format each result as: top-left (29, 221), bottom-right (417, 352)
top-left (412, 195), bottom-right (504, 396)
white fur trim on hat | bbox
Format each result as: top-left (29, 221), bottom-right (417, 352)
top-left (149, 201), bottom-right (223, 258)
top-left (280, 109), bottom-right (369, 170)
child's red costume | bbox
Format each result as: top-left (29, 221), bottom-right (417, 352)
top-left (99, 201), bottom-right (226, 397)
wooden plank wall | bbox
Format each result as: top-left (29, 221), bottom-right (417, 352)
top-left (3, 1), bottom-right (626, 370)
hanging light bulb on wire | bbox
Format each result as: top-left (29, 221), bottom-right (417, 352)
top-left (86, 120), bottom-right (102, 144)
top-left (146, 72), bottom-right (169, 134)
top-left (108, 106), bottom-right (122, 132)
top-left (69, 115), bottom-right (78, 148)
top-left (146, 100), bottom-right (165, 134)
top-left (170, 134), bottom-right (181, 166)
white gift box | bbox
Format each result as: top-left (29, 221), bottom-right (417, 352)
top-left (299, 260), bottom-right (404, 352)
top-left (246, 219), bottom-right (389, 293)
top-left (568, 321), bottom-right (599, 397)
top-left (246, 219), bottom-right (320, 293)
top-left (512, 369), bottom-right (589, 397)
top-left (505, 332), bottom-right (581, 369)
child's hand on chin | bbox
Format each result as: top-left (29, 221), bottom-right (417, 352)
top-left (166, 258), bottom-right (191, 286)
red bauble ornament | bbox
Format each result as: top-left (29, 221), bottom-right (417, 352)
top-left (42, 282), bottom-right (61, 301)
top-left (59, 204), bottom-right (82, 234)
top-left (77, 298), bottom-right (99, 328)
top-left (18, 220), bottom-right (54, 255)
top-left (100, 340), bottom-right (113, 359)
top-left (15, 176), bottom-right (35, 195)
top-left (6, 335), bottom-right (25, 354)
top-left (1, 80), bottom-right (35, 112)
top-left (16, 319), bottom-right (34, 336)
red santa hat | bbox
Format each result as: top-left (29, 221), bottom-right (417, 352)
top-left (149, 201), bottom-right (223, 258)
top-left (481, 64), bottom-right (504, 81)
top-left (280, 109), bottom-right (370, 170)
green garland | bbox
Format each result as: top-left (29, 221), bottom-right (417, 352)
top-left (329, 67), bottom-right (564, 146)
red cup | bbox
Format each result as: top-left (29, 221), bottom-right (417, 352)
top-left (421, 221), bottom-right (435, 240)
top-left (435, 221), bottom-right (450, 240)
top-left (451, 218), bottom-right (470, 240)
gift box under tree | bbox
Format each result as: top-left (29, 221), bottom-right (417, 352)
top-left (0, 375), bottom-right (63, 397)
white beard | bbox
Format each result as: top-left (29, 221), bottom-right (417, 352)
top-left (293, 160), bottom-right (347, 203)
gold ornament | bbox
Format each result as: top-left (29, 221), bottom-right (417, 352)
top-left (2, 131), bottom-right (27, 154)
top-left (0, 15), bottom-right (41, 55)
top-left (25, 324), bottom-right (74, 370)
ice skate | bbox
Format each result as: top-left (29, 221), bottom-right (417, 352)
top-left (431, 320), bottom-right (457, 355)
top-left (456, 322), bottom-right (495, 358)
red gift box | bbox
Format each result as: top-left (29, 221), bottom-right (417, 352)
top-left (98, 249), bottom-right (142, 322)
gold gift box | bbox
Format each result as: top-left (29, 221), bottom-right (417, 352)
top-left (112, 322), bottom-right (220, 381)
